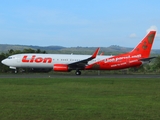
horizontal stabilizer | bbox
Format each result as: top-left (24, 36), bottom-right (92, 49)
top-left (140, 57), bottom-right (156, 62)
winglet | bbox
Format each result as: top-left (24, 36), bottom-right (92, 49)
top-left (91, 48), bottom-right (100, 59)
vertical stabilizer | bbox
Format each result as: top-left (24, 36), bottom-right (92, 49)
top-left (129, 31), bottom-right (156, 58)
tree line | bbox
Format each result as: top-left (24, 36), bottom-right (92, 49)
top-left (0, 48), bottom-right (160, 74)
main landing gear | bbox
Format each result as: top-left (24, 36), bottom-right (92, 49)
top-left (11, 68), bottom-right (18, 74)
top-left (75, 70), bottom-right (81, 75)
top-left (14, 69), bottom-right (18, 74)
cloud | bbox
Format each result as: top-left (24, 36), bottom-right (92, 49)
top-left (146, 26), bottom-right (158, 33)
top-left (156, 33), bottom-right (160, 40)
top-left (129, 33), bottom-right (137, 38)
top-left (22, 8), bottom-right (90, 26)
top-left (146, 26), bottom-right (160, 39)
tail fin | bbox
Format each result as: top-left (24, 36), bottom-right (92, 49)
top-left (129, 31), bottom-right (156, 58)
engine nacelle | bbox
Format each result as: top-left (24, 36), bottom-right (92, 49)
top-left (53, 64), bottom-right (70, 72)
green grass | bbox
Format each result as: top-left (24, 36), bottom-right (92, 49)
top-left (0, 78), bottom-right (160, 120)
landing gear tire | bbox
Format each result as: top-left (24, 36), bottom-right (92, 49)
top-left (15, 69), bottom-right (18, 74)
top-left (75, 70), bottom-right (81, 75)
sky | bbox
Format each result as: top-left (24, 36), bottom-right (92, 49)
top-left (0, 0), bottom-right (160, 49)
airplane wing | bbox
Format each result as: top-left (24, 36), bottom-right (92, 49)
top-left (140, 57), bottom-right (156, 62)
top-left (68, 48), bottom-right (100, 70)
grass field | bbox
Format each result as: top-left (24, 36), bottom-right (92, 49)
top-left (0, 78), bottom-right (160, 120)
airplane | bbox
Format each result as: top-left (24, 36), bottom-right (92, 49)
top-left (1, 31), bottom-right (156, 75)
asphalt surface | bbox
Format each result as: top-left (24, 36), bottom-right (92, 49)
top-left (1, 74), bottom-right (160, 78)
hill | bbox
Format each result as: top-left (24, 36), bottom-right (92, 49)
top-left (0, 44), bottom-right (160, 55)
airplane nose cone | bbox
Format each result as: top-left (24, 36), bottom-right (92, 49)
top-left (1, 59), bottom-right (6, 65)
top-left (1, 60), bottom-right (4, 64)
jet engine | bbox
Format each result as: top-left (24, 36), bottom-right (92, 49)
top-left (53, 64), bottom-right (71, 72)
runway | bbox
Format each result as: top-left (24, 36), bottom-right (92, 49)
top-left (1, 74), bottom-right (160, 78)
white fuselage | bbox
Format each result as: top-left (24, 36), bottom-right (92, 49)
top-left (1, 53), bottom-right (110, 69)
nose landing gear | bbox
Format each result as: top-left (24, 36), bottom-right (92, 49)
top-left (9, 67), bottom-right (17, 73)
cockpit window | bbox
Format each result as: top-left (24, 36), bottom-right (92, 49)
top-left (8, 56), bottom-right (15, 59)
top-left (8, 57), bottom-right (12, 59)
